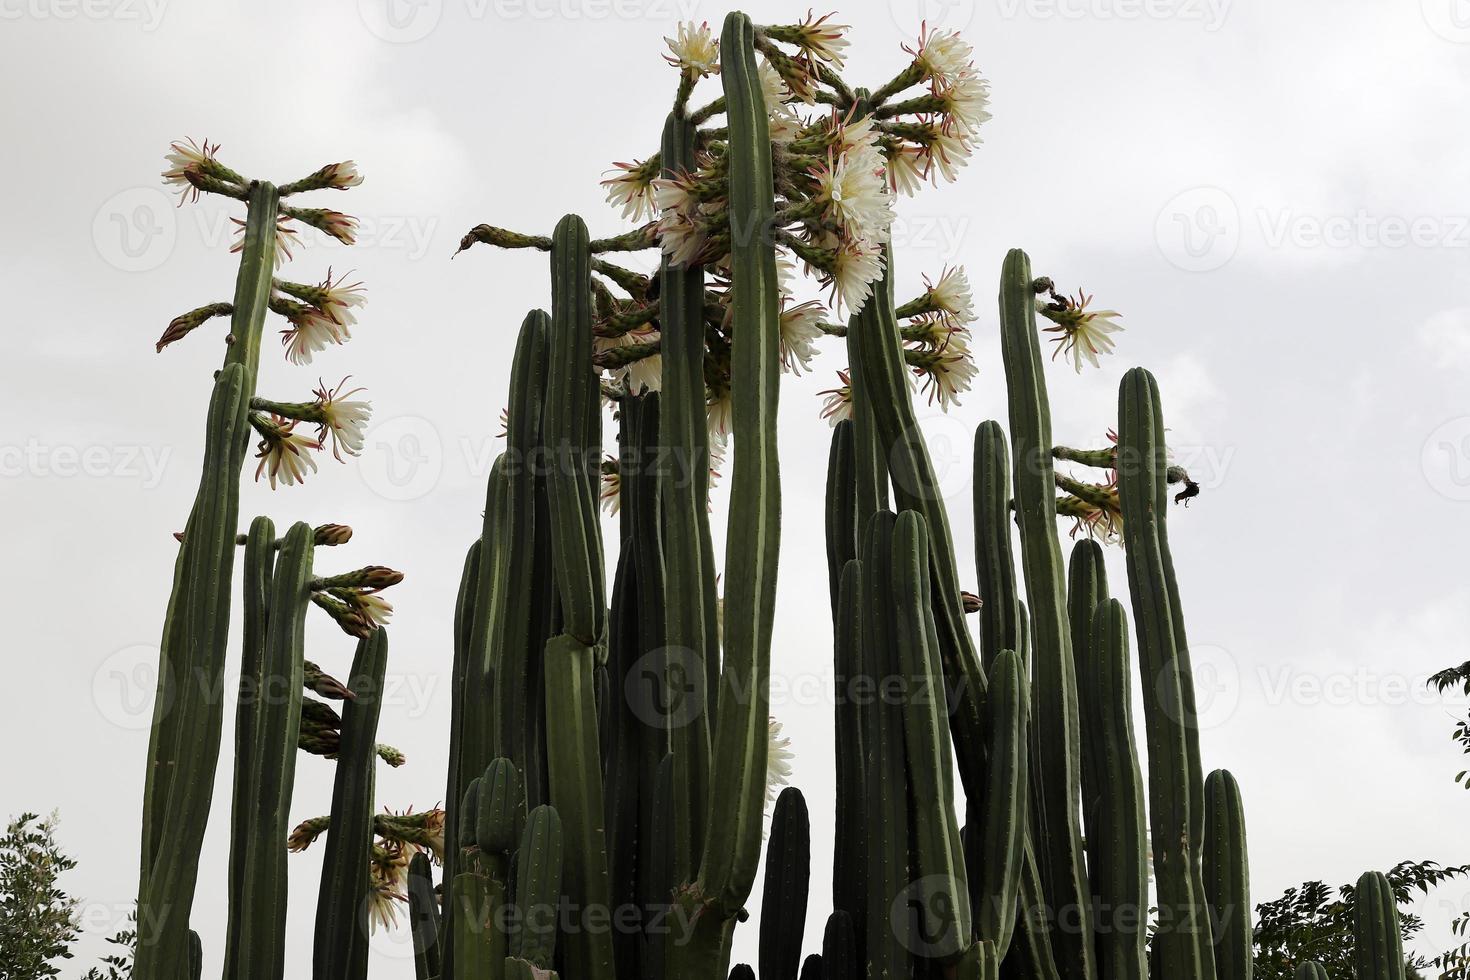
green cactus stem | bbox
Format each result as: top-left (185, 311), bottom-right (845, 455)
top-left (1078, 599), bottom-right (1148, 980)
top-left (312, 628), bottom-right (389, 980)
top-left (972, 649), bottom-right (1029, 960)
top-left (892, 510), bottom-right (972, 963)
top-left (512, 803), bottom-right (565, 969)
top-left (759, 787), bottom-right (811, 980)
top-left (1116, 366), bottom-right (1215, 979)
top-left (408, 851), bottom-right (441, 980)
top-left (223, 520), bottom-right (311, 980)
top-left (1202, 770), bottom-right (1250, 980)
top-left (974, 421), bottom-right (1020, 676)
top-left (996, 247), bottom-right (1093, 979)
top-left (1353, 871), bottom-right (1404, 980)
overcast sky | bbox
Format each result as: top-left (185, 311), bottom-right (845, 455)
top-left (5, 0), bottom-right (1470, 973)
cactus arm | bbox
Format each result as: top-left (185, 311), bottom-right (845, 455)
top-left (463, 457), bottom-right (512, 784)
top-left (312, 627), bottom-right (390, 980)
top-left (831, 559), bottom-right (868, 941)
top-left (860, 512), bottom-right (914, 978)
top-left (996, 247), bottom-right (1094, 979)
top-left (1002, 842), bottom-right (1063, 980)
top-left (892, 510), bottom-right (973, 960)
top-left (543, 212), bottom-right (617, 980)
top-left (1116, 366), bottom-right (1216, 979)
top-left (973, 649), bottom-right (1029, 959)
top-left (658, 110), bottom-right (717, 858)
top-left (1202, 770), bottom-right (1251, 980)
top-left (547, 214), bottom-right (607, 649)
top-left (1352, 871), bottom-right (1405, 980)
top-left (1080, 599), bottom-right (1148, 980)
top-left (544, 632), bottom-right (616, 979)
top-left (694, 8), bottom-right (783, 921)
top-left (759, 788), bottom-right (812, 980)
top-left (495, 312), bottom-right (551, 776)
top-left (1293, 964), bottom-right (1329, 980)
top-left (224, 520), bottom-right (311, 980)
top-left (135, 361), bottom-right (249, 976)
top-left (825, 420), bottom-right (858, 617)
top-left (441, 538), bottom-right (483, 977)
top-left (821, 910), bottom-right (859, 980)
top-left (513, 804), bottom-right (566, 968)
top-left (974, 420), bottom-right (1020, 675)
top-left (408, 852), bottom-right (442, 980)
top-left (849, 243), bottom-right (988, 798)
top-left (225, 515), bottom-right (276, 968)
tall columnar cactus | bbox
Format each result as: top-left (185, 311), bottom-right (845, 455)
top-left (313, 628), bottom-right (390, 980)
top-left (511, 803), bottom-right (565, 972)
top-left (1116, 367), bottom-right (1217, 979)
top-left (1353, 871), bottom-right (1406, 980)
top-left (544, 213), bottom-right (617, 980)
top-left (892, 511), bottom-right (973, 962)
top-left (997, 248), bottom-right (1094, 980)
top-left (971, 648), bottom-right (1028, 958)
top-left (223, 519), bottom-right (312, 979)
top-left (759, 787), bottom-right (812, 980)
top-left (1202, 770), bottom-right (1251, 980)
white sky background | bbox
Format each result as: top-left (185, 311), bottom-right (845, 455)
top-left (4, 0), bottom-right (1470, 973)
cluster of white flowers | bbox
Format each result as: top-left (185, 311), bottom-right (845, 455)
top-left (886, 25), bottom-right (992, 195)
top-left (1038, 288), bottom-right (1125, 372)
top-left (905, 265), bottom-right (978, 408)
top-left (279, 269), bottom-right (365, 365)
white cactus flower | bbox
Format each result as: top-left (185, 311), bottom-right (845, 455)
top-left (664, 20), bottom-right (720, 79)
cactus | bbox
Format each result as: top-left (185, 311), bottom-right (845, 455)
top-left (972, 648), bottom-right (1029, 959)
top-left (223, 519), bottom-right (312, 979)
top-left (1353, 871), bottom-right (1406, 980)
top-left (892, 510), bottom-right (972, 962)
top-left (997, 247), bottom-right (1094, 980)
top-left (1077, 600), bottom-right (1148, 980)
top-left (407, 852), bottom-right (441, 980)
top-left (1202, 771), bottom-right (1251, 980)
top-left (1116, 367), bottom-right (1217, 978)
top-left (312, 628), bottom-right (390, 980)
top-left (1294, 964), bottom-right (1329, 980)
top-left (759, 788), bottom-right (811, 980)
top-left (512, 804), bottom-right (566, 970)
